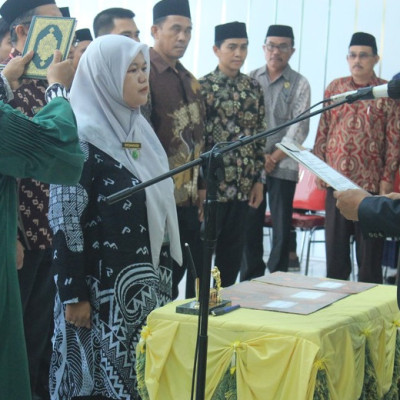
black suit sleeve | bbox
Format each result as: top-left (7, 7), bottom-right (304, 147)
top-left (358, 196), bottom-right (400, 239)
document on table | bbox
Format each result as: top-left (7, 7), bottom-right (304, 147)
top-left (276, 142), bottom-right (360, 191)
top-left (220, 280), bottom-right (349, 314)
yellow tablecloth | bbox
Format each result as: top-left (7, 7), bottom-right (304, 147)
top-left (137, 285), bottom-right (400, 400)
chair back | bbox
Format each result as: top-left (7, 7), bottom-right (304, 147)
top-left (292, 164), bottom-right (326, 211)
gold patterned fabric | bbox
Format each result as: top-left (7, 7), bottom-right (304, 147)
top-left (147, 48), bottom-right (206, 206)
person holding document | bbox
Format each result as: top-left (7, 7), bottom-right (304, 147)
top-left (313, 32), bottom-right (400, 284)
top-left (334, 189), bottom-right (400, 239)
top-left (334, 189), bottom-right (400, 308)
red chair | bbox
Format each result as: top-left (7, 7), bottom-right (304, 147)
top-left (291, 165), bottom-right (326, 275)
top-left (264, 164), bottom-right (326, 275)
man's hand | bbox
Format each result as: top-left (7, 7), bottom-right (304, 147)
top-left (47, 50), bottom-right (74, 89)
top-left (315, 177), bottom-right (328, 191)
top-left (264, 149), bottom-right (286, 174)
top-left (379, 180), bottom-right (393, 195)
top-left (264, 154), bottom-right (277, 174)
top-left (333, 189), bottom-right (371, 221)
top-left (248, 182), bottom-right (263, 209)
top-left (385, 192), bottom-right (400, 200)
top-left (16, 240), bottom-right (24, 270)
top-left (65, 301), bottom-right (91, 329)
top-left (2, 50), bottom-right (34, 90)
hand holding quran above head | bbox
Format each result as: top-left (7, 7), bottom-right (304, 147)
top-left (47, 50), bottom-right (75, 90)
top-left (2, 50), bottom-right (34, 90)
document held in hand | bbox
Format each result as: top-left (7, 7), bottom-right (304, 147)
top-left (22, 16), bottom-right (76, 79)
top-left (276, 142), bottom-right (360, 191)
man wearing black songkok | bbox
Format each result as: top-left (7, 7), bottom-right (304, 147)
top-left (146, 0), bottom-right (206, 300)
top-left (93, 7), bottom-right (140, 41)
top-left (199, 22), bottom-right (266, 287)
top-left (314, 32), bottom-right (400, 284)
top-left (242, 24), bottom-right (311, 280)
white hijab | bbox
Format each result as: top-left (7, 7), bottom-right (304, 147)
top-left (70, 35), bottom-right (182, 267)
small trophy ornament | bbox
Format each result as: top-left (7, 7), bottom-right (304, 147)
top-left (176, 265), bottom-right (231, 315)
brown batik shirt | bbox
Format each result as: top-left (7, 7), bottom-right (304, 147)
top-left (146, 48), bottom-right (206, 207)
top-left (6, 49), bottom-right (51, 249)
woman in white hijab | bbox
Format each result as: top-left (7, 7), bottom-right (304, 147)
top-left (48, 35), bottom-right (182, 400)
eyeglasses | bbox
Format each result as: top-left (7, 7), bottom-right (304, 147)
top-left (347, 52), bottom-right (375, 60)
top-left (265, 42), bottom-right (292, 53)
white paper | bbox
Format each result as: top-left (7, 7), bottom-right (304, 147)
top-left (276, 143), bottom-right (360, 191)
top-left (291, 291), bottom-right (326, 299)
top-left (264, 300), bottom-right (297, 309)
top-left (315, 281), bottom-right (345, 289)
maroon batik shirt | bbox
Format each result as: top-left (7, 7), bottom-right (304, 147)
top-left (146, 48), bottom-right (206, 207)
top-left (6, 49), bottom-right (51, 249)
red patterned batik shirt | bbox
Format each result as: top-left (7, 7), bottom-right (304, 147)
top-left (313, 74), bottom-right (400, 193)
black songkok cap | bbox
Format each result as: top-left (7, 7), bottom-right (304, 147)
top-left (59, 6), bottom-right (69, 17)
top-left (266, 24), bottom-right (294, 39)
top-left (349, 32), bottom-right (377, 54)
top-left (215, 21), bottom-right (247, 43)
top-left (0, 17), bottom-right (9, 33)
top-left (75, 28), bottom-right (92, 42)
top-left (0, 0), bottom-right (56, 24)
top-left (153, 0), bottom-right (191, 23)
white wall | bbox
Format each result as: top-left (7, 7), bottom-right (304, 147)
top-left (58, 0), bottom-right (400, 147)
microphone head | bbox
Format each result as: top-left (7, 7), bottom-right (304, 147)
top-left (388, 79), bottom-right (400, 99)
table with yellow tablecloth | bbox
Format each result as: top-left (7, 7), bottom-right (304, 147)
top-left (136, 284), bottom-right (400, 400)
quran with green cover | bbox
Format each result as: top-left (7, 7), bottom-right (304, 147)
top-left (22, 16), bottom-right (76, 79)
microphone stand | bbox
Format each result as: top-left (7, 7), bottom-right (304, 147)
top-left (105, 98), bottom-right (349, 400)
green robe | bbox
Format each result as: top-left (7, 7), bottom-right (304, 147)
top-left (0, 98), bottom-right (84, 400)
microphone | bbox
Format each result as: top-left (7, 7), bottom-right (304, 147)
top-left (328, 79), bottom-right (400, 103)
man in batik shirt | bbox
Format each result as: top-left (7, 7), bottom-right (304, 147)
top-left (313, 32), bottom-right (400, 284)
top-left (0, 0), bottom-right (67, 398)
top-left (199, 21), bottom-right (266, 287)
top-left (147, 0), bottom-right (206, 299)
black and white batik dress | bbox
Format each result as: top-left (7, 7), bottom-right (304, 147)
top-left (48, 141), bottom-right (172, 400)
